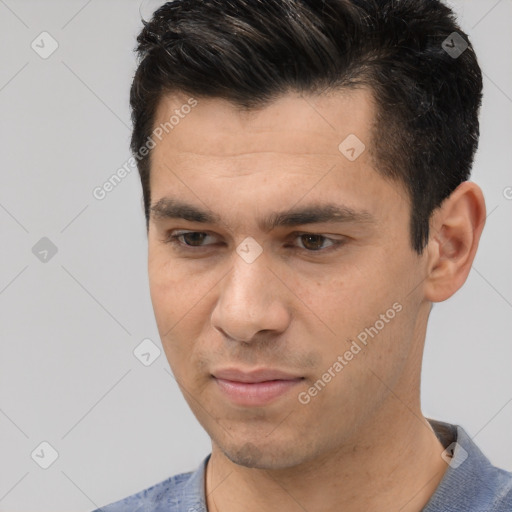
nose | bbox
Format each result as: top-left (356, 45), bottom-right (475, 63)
top-left (211, 252), bottom-right (290, 343)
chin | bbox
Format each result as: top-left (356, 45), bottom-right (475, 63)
top-left (218, 438), bottom-right (312, 470)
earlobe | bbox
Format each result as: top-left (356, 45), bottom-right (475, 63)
top-left (423, 182), bottom-right (486, 303)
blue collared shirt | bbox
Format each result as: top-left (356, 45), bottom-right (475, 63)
top-left (92, 419), bottom-right (512, 511)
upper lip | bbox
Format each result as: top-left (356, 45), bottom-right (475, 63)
top-left (212, 368), bottom-right (303, 383)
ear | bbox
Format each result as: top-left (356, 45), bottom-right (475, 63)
top-left (423, 181), bottom-right (486, 303)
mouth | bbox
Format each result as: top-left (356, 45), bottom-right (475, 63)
top-left (211, 368), bottom-right (305, 406)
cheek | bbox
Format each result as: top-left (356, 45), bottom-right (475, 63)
top-left (148, 251), bottom-right (218, 372)
top-left (299, 259), bottom-right (413, 379)
top-left (148, 246), bottom-right (205, 326)
top-left (148, 253), bottom-right (192, 357)
top-left (148, 261), bottom-right (178, 331)
top-left (297, 271), bottom-right (384, 343)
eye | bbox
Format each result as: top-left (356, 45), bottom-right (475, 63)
top-left (162, 230), bottom-right (345, 254)
top-left (163, 230), bottom-right (218, 248)
top-left (293, 233), bottom-right (339, 252)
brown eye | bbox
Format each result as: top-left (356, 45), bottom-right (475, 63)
top-left (164, 231), bottom-right (217, 249)
top-left (298, 234), bottom-right (331, 251)
top-left (180, 232), bottom-right (208, 246)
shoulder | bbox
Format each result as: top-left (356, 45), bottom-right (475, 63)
top-left (455, 428), bottom-right (512, 512)
top-left (487, 465), bottom-right (512, 511)
top-left (425, 420), bottom-right (512, 512)
top-left (90, 460), bottom-right (205, 512)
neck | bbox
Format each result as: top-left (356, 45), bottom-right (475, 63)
top-left (205, 400), bottom-right (448, 512)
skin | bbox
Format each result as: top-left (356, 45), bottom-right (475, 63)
top-left (147, 88), bottom-right (486, 512)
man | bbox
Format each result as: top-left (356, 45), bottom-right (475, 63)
top-left (93, 0), bottom-right (512, 510)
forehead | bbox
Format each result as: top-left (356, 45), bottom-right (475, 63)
top-left (147, 88), bottom-right (407, 231)
top-left (151, 88), bottom-right (376, 159)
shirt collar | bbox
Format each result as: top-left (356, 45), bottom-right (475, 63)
top-left (177, 419), bottom-right (495, 512)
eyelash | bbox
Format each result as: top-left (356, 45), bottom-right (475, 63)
top-left (162, 230), bottom-right (345, 254)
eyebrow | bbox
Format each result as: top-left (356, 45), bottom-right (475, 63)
top-left (150, 198), bottom-right (375, 232)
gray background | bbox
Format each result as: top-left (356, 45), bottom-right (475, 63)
top-left (0, 0), bottom-right (511, 510)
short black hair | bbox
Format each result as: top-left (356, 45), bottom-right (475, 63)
top-left (130, 0), bottom-right (483, 253)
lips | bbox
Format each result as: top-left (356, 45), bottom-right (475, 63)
top-left (212, 367), bottom-right (303, 383)
top-left (212, 367), bottom-right (304, 406)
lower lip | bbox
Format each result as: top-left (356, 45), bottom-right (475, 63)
top-left (214, 377), bottom-right (303, 406)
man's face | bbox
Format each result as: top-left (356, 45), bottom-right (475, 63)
top-left (147, 89), bottom-right (431, 469)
